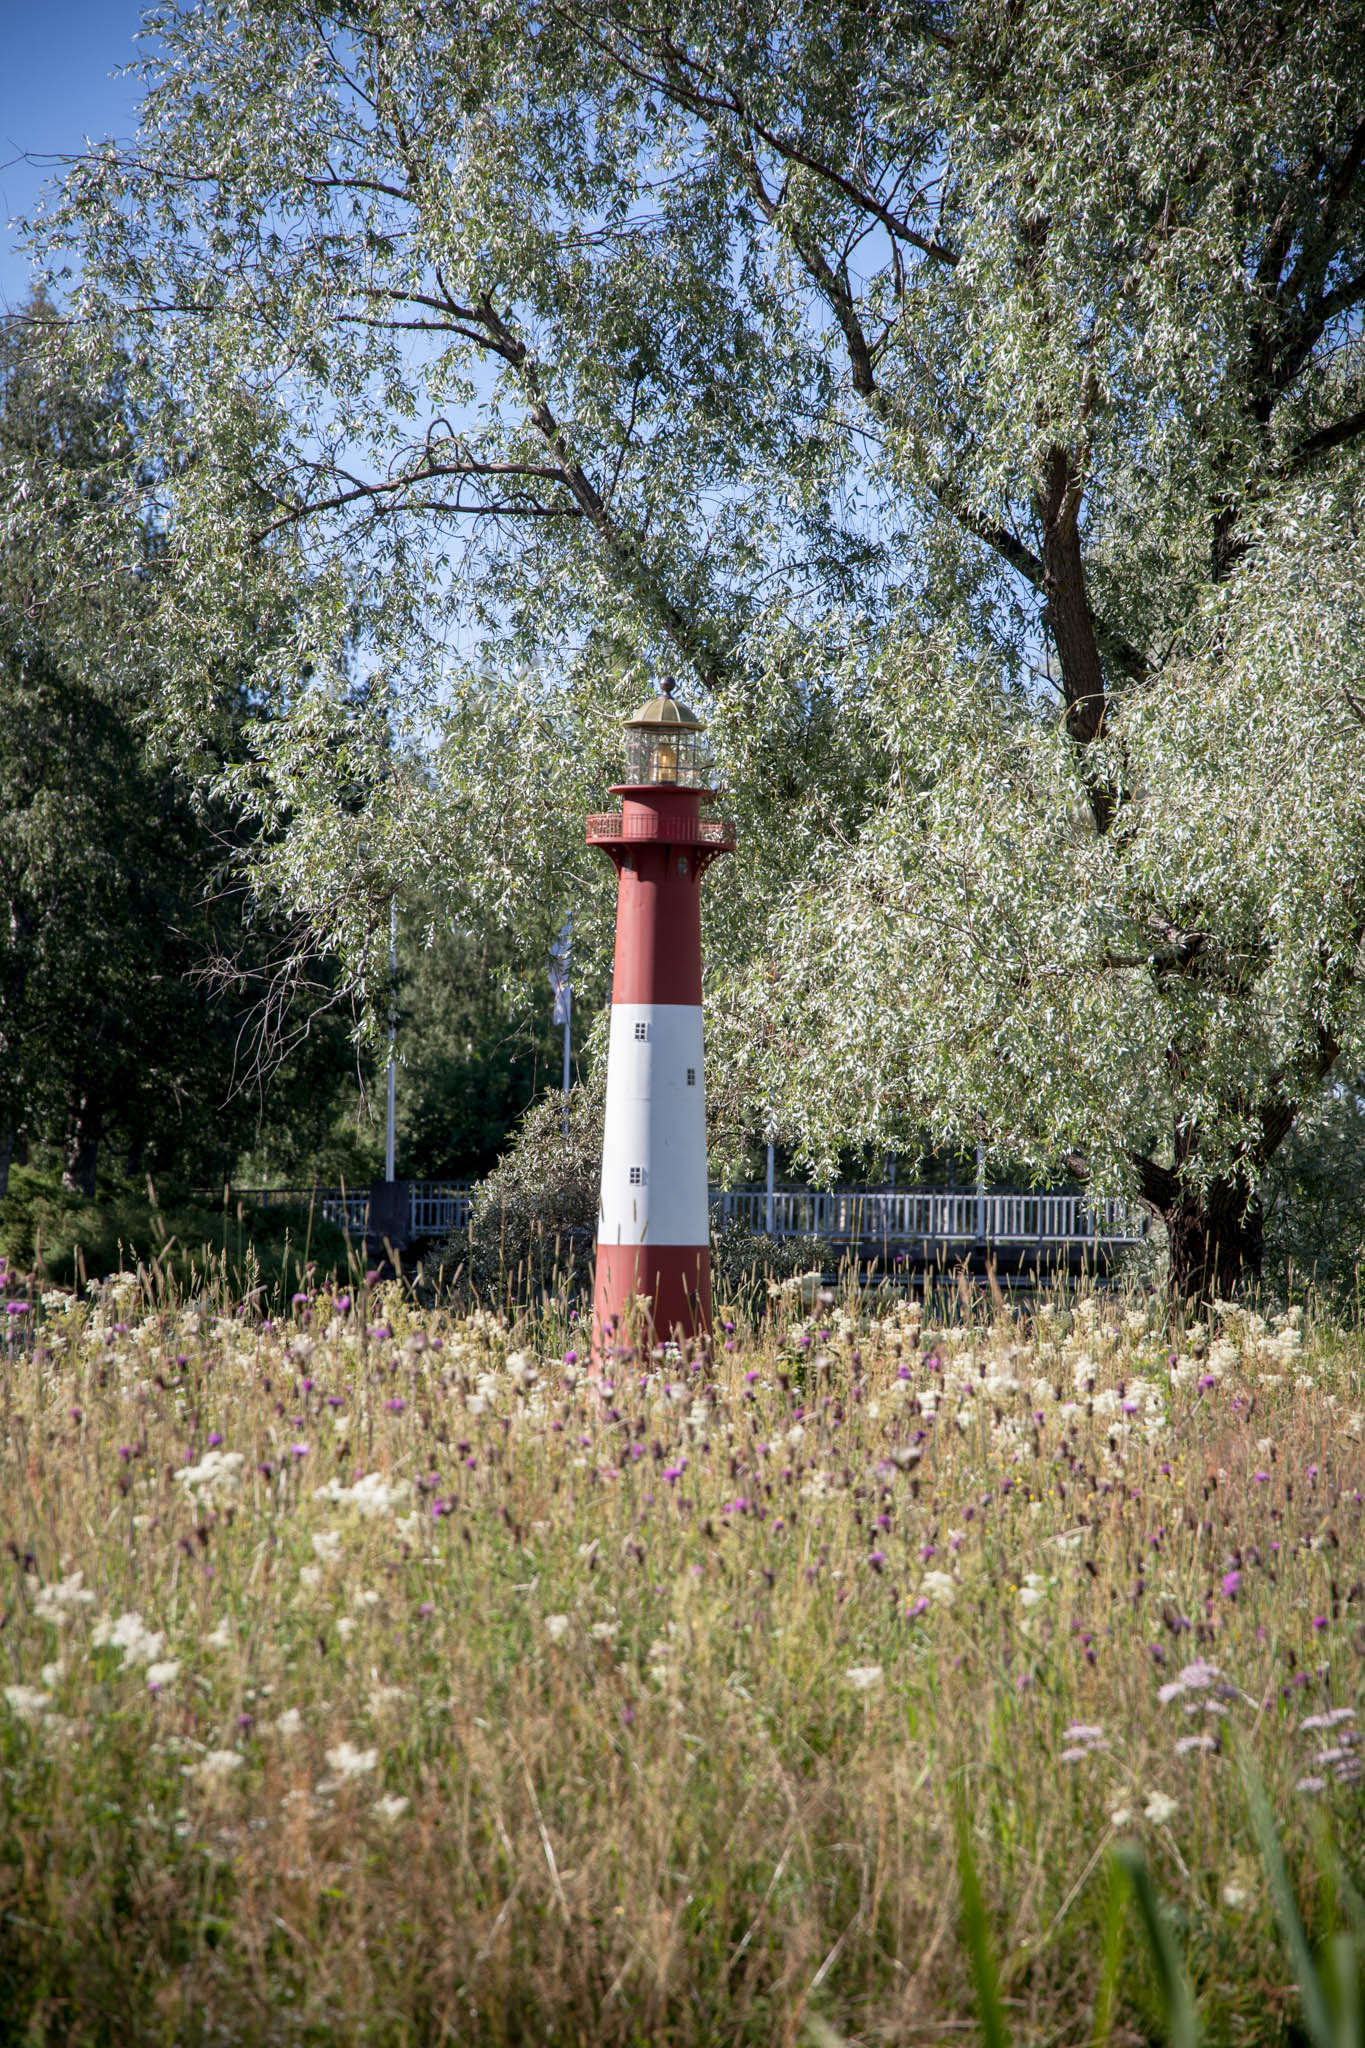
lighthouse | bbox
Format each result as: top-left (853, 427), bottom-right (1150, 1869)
top-left (586, 680), bottom-right (735, 1360)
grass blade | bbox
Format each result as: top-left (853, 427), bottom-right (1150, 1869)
top-left (1093, 1848), bottom-right (1128, 2047)
top-left (953, 1784), bottom-right (1011, 2048)
top-left (1113, 1843), bottom-right (1200, 2048)
top-left (1238, 1746), bottom-right (1335, 2048)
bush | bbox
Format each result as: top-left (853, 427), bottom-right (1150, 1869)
top-left (447, 1074), bottom-right (604, 1302)
top-left (0, 1164), bottom-right (351, 1300)
top-left (710, 1223), bottom-right (831, 1311)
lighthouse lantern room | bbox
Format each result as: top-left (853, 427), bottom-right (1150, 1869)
top-left (586, 680), bottom-right (736, 1361)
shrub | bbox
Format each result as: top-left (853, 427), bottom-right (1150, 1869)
top-left (0, 1163), bottom-right (351, 1300)
top-left (448, 1074), bottom-right (604, 1302)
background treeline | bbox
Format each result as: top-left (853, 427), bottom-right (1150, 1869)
top-left (0, 299), bottom-right (557, 1280)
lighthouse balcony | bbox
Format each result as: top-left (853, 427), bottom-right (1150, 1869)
top-left (586, 811), bottom-right (737, 852)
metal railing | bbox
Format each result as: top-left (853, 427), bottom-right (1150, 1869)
top-left (408, 1181), bottom-right (472, 1235)
top-left (230, 1182), bottom-right (1142, 1250)
top-left (586, 811), bottom-right (737, 847)
top-left (711, 1187), bottom-right (1146, 1246)
top-left (235, 1182), bottom-right (472, 1239)
top-left (237, 1185), bottom-right (373, 1234)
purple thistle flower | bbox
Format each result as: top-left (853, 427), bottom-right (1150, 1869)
top-left (1221, 1570), bottom-right (1242, 1598)
top-left (208, 1431), bottom-right (224, 1448)
top-left (291, 1443), bottom-right (309, 1458)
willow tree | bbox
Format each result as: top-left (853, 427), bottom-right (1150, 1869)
top-left (33, 0), bottom-right (1365, 1298)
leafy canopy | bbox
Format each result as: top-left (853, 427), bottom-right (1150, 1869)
top-left (30, 0), bottom-right (1365, 1246)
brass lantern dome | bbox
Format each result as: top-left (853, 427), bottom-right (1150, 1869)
top-left (622, 676), bottom-right (711, 787)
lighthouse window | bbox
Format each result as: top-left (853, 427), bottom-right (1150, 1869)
top-left (629, 1165), bottom-right (647, 1185)
top-left (677, 855), bottom-right (689, 876)
top-left (686, 1068), bottom-right (696, 1086)
top-left (634, 1021), bottom-right (650, 1041)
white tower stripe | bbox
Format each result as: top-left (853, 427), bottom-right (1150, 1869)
top-left (598, 1002), bottom-right (708, 1249)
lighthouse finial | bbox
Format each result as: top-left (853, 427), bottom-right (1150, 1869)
top-left (660, 674), bottom-right (676, 699)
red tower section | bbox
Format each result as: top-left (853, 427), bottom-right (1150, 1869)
top-left (586, 685), bottom-right (734, 1362)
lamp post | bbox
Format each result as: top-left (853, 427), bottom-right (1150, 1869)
top-left (586, 679), bottom-right (735, 1361)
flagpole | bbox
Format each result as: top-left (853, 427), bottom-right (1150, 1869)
top-left (562, 979), bottom-right (571, 1138)
top-left (549, 914), bottom-right (573, 1140)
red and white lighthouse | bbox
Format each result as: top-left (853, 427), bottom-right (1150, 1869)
top-left (586, 680), bottom-right (735, 1360)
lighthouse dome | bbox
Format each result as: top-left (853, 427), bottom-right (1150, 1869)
top-left (622, 677), bottom-right (710, 786)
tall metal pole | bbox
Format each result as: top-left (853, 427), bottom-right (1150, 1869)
top-left (562, 958), bottom-right (572, 1138)
top-left (385, 896), bottom-right (397, 1182)
top-left (765, 1134), bottom-right (776, 1235)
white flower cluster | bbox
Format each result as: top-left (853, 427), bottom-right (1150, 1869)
top-left (31, 1570), bottom-right (96, 1627)
top-left (175, 1449), bottom-right (245, 1499)
top-left (315, 1472), bottom-right (411, 1516)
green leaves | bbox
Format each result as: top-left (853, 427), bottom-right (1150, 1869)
top-left (21, 1), bottom-right (1365, 1282)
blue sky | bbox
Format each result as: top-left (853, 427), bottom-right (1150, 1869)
top-left (0, 0), bottom-right (147, 310)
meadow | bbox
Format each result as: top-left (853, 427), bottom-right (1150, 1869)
top-left (1, 1263), bottom-right (1362, 2045)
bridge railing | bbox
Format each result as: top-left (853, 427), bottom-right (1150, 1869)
top-left (408, 1182), bottom-right (472, 1235)
top-left (235, 1182), bottom-right (473, 1239)
top-left (230, 1183), bottom-right (1143, 1249)
top-left (237, 1185), bottom-right (373, 1234)
top-left (711, 1187), bottom-right (1146, 1245)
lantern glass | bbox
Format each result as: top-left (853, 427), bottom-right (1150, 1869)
top-left (624, 726), bottom-right (710, 787)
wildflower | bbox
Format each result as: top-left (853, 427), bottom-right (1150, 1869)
top-left (146, 1660), bottom-right (180, 1691)
top-left (325, 1741), bottom-right (378, 1779)
top-left (845, 1665), bottom-right (884, 1692)
top-left (1298, 1708), bottom-right (1356, 1732)
top-left (1175, 1734), bottom-right (1217, 1754)
top-left (192, 1750), bottom-right (245, 1784)
top-left (275, 1708), bottom-right (304, 1738)
top-left (176, 1449), bottom-right (245, 1499)
top-left (588, 1621), bottom-right (618, 1642)
top-left (315, 1472), bottom-right (411, 1516)
top-left (1019, 1574), bottom-right (1049, 1608)
top-left (311, 1530), bottom-right (343, 1564)
top-left (1109, 1806), bottom-right (1134, 1829)
top-left (31, 1571), bottom-right (96, 1626)
top-left (920, 1570), bottom-right (957, 1607)
top-left (203, 1620), bottom-right (232, 1652)
top-left (544, 1614), bottom-right (571, 1642)
top-left (93, 1611), bottom-right (166, 1666)
top-left (1296, 1776), bottom-right (1327, 1795)
top-left (372, 1794), bottom-right (410, 1823)
top-left (4, 1684), bottom-right (52, 1721)
top-left (1143, 1791), bottom-right (1178, 1825)
top-left (1221, 1570), bottom-right (1241, 1598)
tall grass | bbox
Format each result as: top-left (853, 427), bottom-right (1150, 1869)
top-left (0, 1269), bottom-right (1361, 2043)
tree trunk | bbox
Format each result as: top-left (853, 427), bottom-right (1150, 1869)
top-left (0, 1114), bottom-right (11, 1200)
top-left (63, 1086), bottom-right (101, 1200)
top-left (1161, 1177), bottom-right (1263, 1307)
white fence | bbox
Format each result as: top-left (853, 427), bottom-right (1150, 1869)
top-left (408, 1181), bottom-right (472, 1235)
top-left (234, 1182), bottom-right (1143, 1250)
top-left (711, 1187), bottom-right (1146, 1247)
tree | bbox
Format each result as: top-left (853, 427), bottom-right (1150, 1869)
top-left (0, 300), bottom-right (376, 1197)
top-left (34, 0), bottom-right (1365, 1299)
top-left (393, 899), bottom-right (561, 1180)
